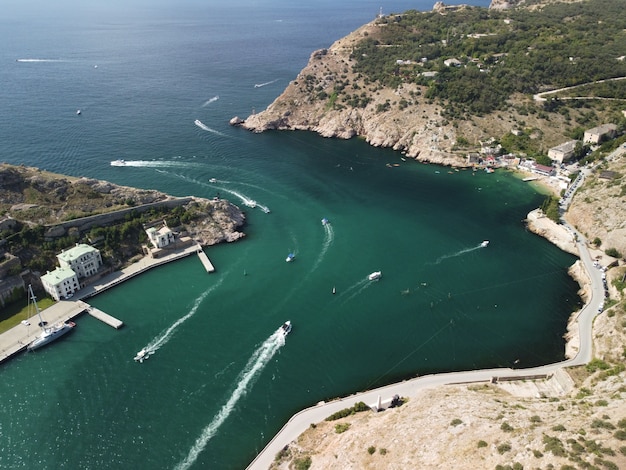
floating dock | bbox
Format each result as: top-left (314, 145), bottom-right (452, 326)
top-left (85, 304), bottom-right (124, 329)
top-left (196, 247), bottom-right (215, 273)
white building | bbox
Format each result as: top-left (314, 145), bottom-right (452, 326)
top-left (584, 124), bottom-right (617, 145)
top-left (146, 223), bottom-right (175, 249)
top-left (41, 266), bottom-right (79, 301)
top-left (548, 140), bottom-right (578, 164)
top-left (57, 243), bottom-right (103, 279)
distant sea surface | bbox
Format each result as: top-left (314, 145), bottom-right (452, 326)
top-left (0, 1), bottom-right (580, 469)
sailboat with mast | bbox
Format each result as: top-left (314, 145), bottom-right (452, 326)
top-left (26, 285), bottom-right (75, 351)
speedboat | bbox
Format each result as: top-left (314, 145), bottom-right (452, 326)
top-left (280, 321), bottom-right (292, 336)
top-left (110, 159), bottom-right (126, 167)
top-left (245, 200), bottom-right (257, 208)
top-left (286, 253), bottom-right (295, 262)
top-left (368, 271), bottom-right (382, 281)
top-left (481, 240), bottom-right (489, 247)
top-left (208, 178), bottom-right (217, 183)
top-left (76, 109), bottom-right (81, 115)
top-left (134, 349), bottom-right (148, 363)
top-left (321, 217), bottom-right (329, 225)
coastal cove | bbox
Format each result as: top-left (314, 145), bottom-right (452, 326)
top-left (0, 2), bottom-right (588, 469)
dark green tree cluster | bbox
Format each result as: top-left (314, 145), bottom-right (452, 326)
top-left (350, 0), bottom-right (626, 116)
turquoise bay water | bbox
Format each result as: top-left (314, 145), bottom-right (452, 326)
top-left (0, 1), bottom-right (579, 469)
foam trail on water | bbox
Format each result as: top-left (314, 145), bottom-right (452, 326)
top-left (112, 160), bottom-right (203, 169)
top-left (433, 242), bottom-right (485, 265)
top-left (311, 222), bottom-right (334, 272)
top-left (194, 119), bottom-right (226, 136)
top-left (201, 96), bottom-right (219, 107)
top-left (174, 327), bottom-right (287, 470)
top-left (135, 280), bottom-right (222, 361)
top-left (16, 58), bottom-right (64, 63)
top-left (254, 79), bottom-right (278, 88)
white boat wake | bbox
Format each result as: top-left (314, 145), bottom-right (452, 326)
top-left (134, 281), bottom-right (221, 362)
top-left (110, 160), bottom-right (203, 169)
top-left (174, 326), bottom-right (287, 470)
top-left (201, 96), bottom-right (219, 107)
top-left (194, 119), bottom-right (226, 136)
top-left (338, 276), bottom-right (372, 305)
top-left (311, 221), bottom-right (334, 272)
top-left (254, 79), bottom-right (278, 88)
top-left (16, 58), bottom-right (64, 63)
top-left (433, 242), bottom-right (488, 265)
top-left (217, 188), bottom-right (269, 213)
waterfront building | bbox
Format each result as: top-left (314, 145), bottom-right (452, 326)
top-left (57, 243), bottom-right (103, 279)
top-left (41, 266), bottom-right (80, 301)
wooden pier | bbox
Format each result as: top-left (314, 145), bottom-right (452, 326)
top-left (196, 247), bottom-right (215, 273)
top-left (81, 302), bottom-right (124, 329)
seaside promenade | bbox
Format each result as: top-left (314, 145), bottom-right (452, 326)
top-left (0, 243), bottom-right (209, 364)
top-left (246, 222), bottom-right (606, 469)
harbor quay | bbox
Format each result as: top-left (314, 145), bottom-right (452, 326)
top-left (0, 243), bottom-right (213, 364)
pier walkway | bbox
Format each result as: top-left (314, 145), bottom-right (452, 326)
top-left (196, 247), bottom-right (215, 272)
top-left (80, 302), bottom-right (124, 329)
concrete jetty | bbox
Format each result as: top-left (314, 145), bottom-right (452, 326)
top-left (196, 247), bottom-right (215, 272)
top-left (81, 302), bottom-right (124, 329)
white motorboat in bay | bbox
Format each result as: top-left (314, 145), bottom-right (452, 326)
top-left (321, 217), bottom-right (329, 225)
top-left (26, 285), bottom-right (76, 351)
top-left (280, 321), bottom-right (292, 336)
top-left (368, 271), bottom-right (382, 281)
top-left (481, 240), bottom-right (489, 247)
top-left (286, 253), bottom-right (295, 262)
top-left (134, 348), bottom-right (148, 363)
top-left (110, 159), bottom-right (126, 166)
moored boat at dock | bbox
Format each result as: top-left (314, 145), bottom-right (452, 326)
top-left (26, 285), bottom-right (76, 351)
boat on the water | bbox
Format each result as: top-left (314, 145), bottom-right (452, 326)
top-left (481, 240), bottom-right (489, 247)
top-left (281, 321), bottom-right (292, 336)
top-left (332, 286), bottom-right (336, 294)
top-left (208, 178), bottom-right (217, 183)
top-left (321, 217), bottom-right (329, 225)
top-left (110, 159), bottom-right (126, 167)
top-left (261, 206), bottom-right (270, 213)
top-left (26, 285), bottom-right (76, 351)
top-left (286, 253), bottom-right (295, 262)
top-left (76, 109), bottom-right (81, 115)
top-left (134, 348), bottom-right (148, 363)
top-left (368, 271), bottom-right (382, 281)
top-left (245, 199), bottom-right (257, 208)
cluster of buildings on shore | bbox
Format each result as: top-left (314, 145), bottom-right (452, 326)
top-left (466, 123), bottom-right (620, 190)
top-left (27, 221), bottom-right (186, 302)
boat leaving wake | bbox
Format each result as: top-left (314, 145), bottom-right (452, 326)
top-left (194, 119), bottom-right (225, 136)
top-left (174, 325), bottom-right (287, 470)
top-left (254, 78), bottom-right (278, 88)
top-left (433, 241), bottom-right (488, 265)
top-left (311, 221), bottom-right (334, 272)
top-left (201, 96), bottom-right (219, 107)
top-left (134, 281), bottom-right (222, 362)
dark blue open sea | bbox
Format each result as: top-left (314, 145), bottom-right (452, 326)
top-left (0, 1), bottom-right (580, 468)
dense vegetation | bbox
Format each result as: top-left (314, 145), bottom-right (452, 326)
top-left (351, 0), bottom-right (626, 117)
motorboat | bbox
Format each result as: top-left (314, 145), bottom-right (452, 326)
top-left (110, 159), bottom-right (126, 167)
top-left (286, 253), bottom-right (295, 262)
top-left (134, 348), bottom-right (148, 363)
top-left (368, 271), bottom-right (382, 281)
top-left (261, 206), bottom-right (270, 213)
top-left (321, 217), bottom-right (329, 225)
top-left (245, 199), bottom-right (257, 208)
top-left (26, 285), bottom-right (76, 351)
top-left (76, 109), bottom-right (81, 115)
top-left (481, 240), bottom-right (489, 247)
top-left (208, 178), bottom-right (217, 183)
top-left (280, 321), bottom-right (292, 336)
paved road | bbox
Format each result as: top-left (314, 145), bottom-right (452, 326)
top-left (247, 194), bottom-right (608, 470)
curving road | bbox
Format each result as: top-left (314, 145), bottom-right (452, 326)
top-left (246, 187), bottom-right (608, 470)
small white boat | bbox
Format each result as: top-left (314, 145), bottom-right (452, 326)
top-left (368, 271), bottom-right (382, 281)
top-left (76, 109), bottom-right (81, 115)
top-left (280, 321), bottom-right (292, 336)
top-left (134, 349), bottom-right (148, 363)
top-left (110, 159), bottom-right (126, 167)
top-left (286, 253), bottom-right (295, 262)
top-left (321, 217), bottom-right (329, 225)
top-left (481, 240), bottom-right (489, 247)
top-left (245, 200), bottom-right (257, 208)
top-left (332, 286), bottom-right (336, 294)
top-left (261, 206), bottom-right (270, 213)
top-left (208, 178), bottom-right (217, 183)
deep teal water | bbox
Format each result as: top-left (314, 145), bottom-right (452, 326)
top-left (0, 1), bottom-right (580, 469)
